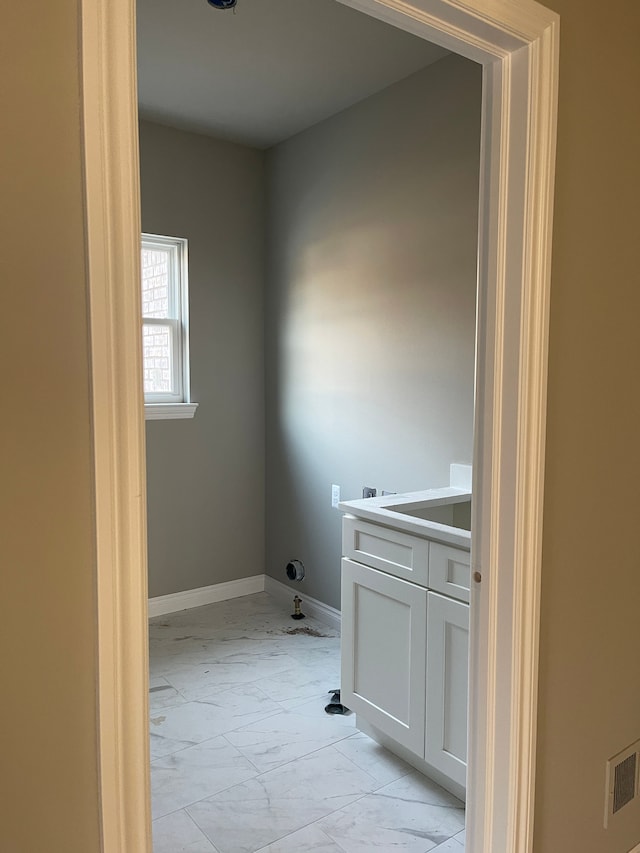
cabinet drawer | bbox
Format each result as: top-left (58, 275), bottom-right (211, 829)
top-left (342, 516), bottom-right (429, 585)
top-left (428, 542), bottom-right (471, 603)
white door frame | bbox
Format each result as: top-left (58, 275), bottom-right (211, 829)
top-left (81, 1), bottom-right (559, 850)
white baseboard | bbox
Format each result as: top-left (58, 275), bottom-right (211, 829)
top-left (147, 574), bottom-right (341, 630)
top-left (264, 575), bottom-right (341, 632)
top-left (148, 574), bottom-right (265, 618)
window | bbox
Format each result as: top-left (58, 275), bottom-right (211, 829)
top-left (141, 233), bottom-right (197, 419)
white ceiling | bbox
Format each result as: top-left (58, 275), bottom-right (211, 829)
top-left (136, 0), bottom-right (448, 149)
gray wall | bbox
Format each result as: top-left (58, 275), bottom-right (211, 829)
top-left (265, 55), bottom-right (482, 609)
top-left (139, 121), bottom-right (265, 598)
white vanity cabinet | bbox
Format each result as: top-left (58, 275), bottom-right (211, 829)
top-left (340, 557), bottom-right (427, 755)
top-left (340, 511), bottom-right (470, 798)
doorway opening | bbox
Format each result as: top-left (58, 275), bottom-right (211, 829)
top-left (138, 3), bottom-right (480, 846)
top-left (81, 1), bottom-right (559, 851)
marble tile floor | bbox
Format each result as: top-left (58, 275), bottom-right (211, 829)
top-left (150, 592), bottom-right (465, 853)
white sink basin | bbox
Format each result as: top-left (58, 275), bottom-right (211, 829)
top-left (386, 497), bottom-right (471, 531)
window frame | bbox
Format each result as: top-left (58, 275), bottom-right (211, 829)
top-left (141, 233), bottom-right (197, 419)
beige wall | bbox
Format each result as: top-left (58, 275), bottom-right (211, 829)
top-left (534, 1), bottom-right (640, 850)
top-left (265, 55), bottom-right (481, 608)
top-left (139, 121), bottom-right (266, 598)
top-left (0, 3), bottom-right (101, 852)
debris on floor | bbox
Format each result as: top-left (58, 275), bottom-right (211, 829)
top-left (281, 626), bottom-right (330, 637)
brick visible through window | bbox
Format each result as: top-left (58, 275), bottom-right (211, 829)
top-left (141, 234), bottom-right (190, 404)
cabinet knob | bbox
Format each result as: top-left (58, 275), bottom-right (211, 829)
top-left (473, 571), bottom-right (482, 583)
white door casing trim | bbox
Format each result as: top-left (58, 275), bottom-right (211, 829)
top-left (80, 0), bottom-right (152, 850)
top-left (81, 1), bottom-right (559, 852)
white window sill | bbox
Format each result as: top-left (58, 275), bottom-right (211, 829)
top-left (144, 402), bottom-right (199, 421)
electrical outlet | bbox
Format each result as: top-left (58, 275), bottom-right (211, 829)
top-left (331, 484), bottom-right (341, 508)
top-left (362, 486), bottom-right (377, 498)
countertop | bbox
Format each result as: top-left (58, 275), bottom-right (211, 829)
top-left (338, 486), bottom-right (472, 549)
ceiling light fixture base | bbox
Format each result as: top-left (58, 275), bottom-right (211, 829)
top-left (207, 0), bottom-right (237, 9)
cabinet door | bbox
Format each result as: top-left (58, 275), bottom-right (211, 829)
top-left (341, 558), bottom-right (427, 755)
top-left (425, 591), bottom-right (469, 789)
